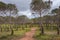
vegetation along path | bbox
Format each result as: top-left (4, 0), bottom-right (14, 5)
top-left (13, 27), bottom-right (37, 40)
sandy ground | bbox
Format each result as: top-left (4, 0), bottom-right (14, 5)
top-left (12, 27), bottom-right (37, 40)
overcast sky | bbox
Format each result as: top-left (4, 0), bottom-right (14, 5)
top-left (0, 0), bottom-right (60, 18)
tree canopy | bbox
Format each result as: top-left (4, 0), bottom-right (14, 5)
top-left (30, 0), bottom-right (52, 13)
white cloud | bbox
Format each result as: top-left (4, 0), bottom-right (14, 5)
top-left (1, 0), bottom-right (60, 18)
top-left (51, 0), bottom-right (60, 9)
top-left (18, 10), bottom-right (40, 18)
top-left (18, 10), bottom-right (33, 18)
top-left (1, 0), bottom-right (32, 11)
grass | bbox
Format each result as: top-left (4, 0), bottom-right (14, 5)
top-left (34, 28), bottom-right (60, 40)
top-left (0, 24), bottom-right (60, 40)
top-left (0, 27), bottom-right (31, 40)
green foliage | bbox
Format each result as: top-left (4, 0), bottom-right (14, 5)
top-left (31, 0), bottom-right (49, 11)
top-left (0, 2), bottom-right (6, 10)
top-left (34, 27), bottom-right (60, 40)
top-left (0, 24), bottom-right (31, 40)
top-left (0, 24), bottom-right (60, 40)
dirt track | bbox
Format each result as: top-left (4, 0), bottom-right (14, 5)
top-left (19, 27), bottom-right (36, 40)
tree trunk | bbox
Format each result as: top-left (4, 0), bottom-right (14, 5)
top-left (39, 12), bottom-right (44, 35)
top-left (46, 23), bottom-right (48, 29)
top-left (40, 23), bottom-right (44, 35)
top-left (11, 29), bottom-right (14, 35)
top-left (0, 27), bottom-right (2, 32)
top-left (10, 26), bottom-right (14, 35)
top-left (57, 25), bottom-right (60, 35)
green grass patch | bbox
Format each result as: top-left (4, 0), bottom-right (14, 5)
top-left (34, 29), bottom-right (60, 40)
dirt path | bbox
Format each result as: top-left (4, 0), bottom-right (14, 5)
top-left (18, 27), bottom-right (37, 40)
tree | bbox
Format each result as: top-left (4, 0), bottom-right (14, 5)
top-left (0, 2), bottom-right (7, 23)
top-left (43, 15), bottom-right (51, 29)
top-left (52, 7), bottom-right (60, 35)
top-left (0, 2), bottom-right (6, 12)
top-left (30, 0), bottom-right (52, 34)
top-left (0, 2), bottom-right (7, 32)
top-left (0, 2), bottom-right (18, 35)
top-left (7, 4), bottom-right (18, 35)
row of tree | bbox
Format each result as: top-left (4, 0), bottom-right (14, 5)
top-left (0, 15), bottom-right (30, 24)
top-left (30, 0), bottom-right (60, 35)
top-left (0, 2), bottom-right (31, 24)
top-left (0, 0), bottom-right (60, 35)
top-left (0, 2), bottom-right (19, 35)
